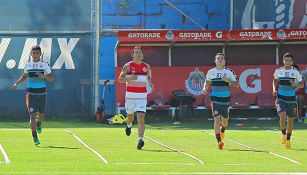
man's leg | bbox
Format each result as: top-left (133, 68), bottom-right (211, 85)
top-left (136, 112), bottom-right (145, 150)
top-left (211, 103), bottom-right (224, 149)
top-left (278, 111), bottom-right (287, 144)
top-left (276, 100), bottom-right (287, 144)
top-left (36, 94), bottom-right (47, 134)
top-left (285, 103), bottom-right (296, 149)
top-left (220, 116), bottom-right (229, 140)
top-left (125, 113), bottom-right (134, 136)
top-left (285, 116), bottom-right (293, 149)
top-left (214, 115), bottom-right (224, 150)
top-left (125, 98), bottom-right (135, 136)
top-left (36, 112), bottom-right (44, 134)
top-left (27, 94), bottom-right (40, 145)
top-left (30, 112), bottom-right (40, 145)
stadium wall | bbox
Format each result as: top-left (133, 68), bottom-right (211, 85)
top-left (0, 0), bottom-right (98, 118)
top-left (233, 0), bottom-right (307, 29)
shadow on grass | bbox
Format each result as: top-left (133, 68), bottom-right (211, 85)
top-left (226, 148), bottom-right (263, 152)
top-left (291, 148), bottom-right (307, 151)
top-left (141, 149), bottom-right (175, 153)
top-left (5, 123), bottom-right (28, 128)
top-left (38, 145), bottom-right (81, 150)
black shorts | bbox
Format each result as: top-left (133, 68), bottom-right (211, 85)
top-left (211, 102), bottom-right (230, 118)
top-left (26, 94), bottom-right (47, 114)
top-left (275, 99), bottom-right (296, 118)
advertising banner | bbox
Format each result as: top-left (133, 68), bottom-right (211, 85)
top-left (0, 35), bottom-right (93, 115)
top-left (115, 65), bottom-right (307, 106)
top-left (119, 29), bottom-right (307, 42)
top-left (119, 30), bottom-right (229, 43)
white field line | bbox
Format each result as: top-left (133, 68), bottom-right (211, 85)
top-left (203, 131), bottom-right (302, 165)
top-left (2, 129), bottom-right (28, 131)
top-left (113, 162), bottom-right (196, 166)
top-left (266, 130), bottom-right (307, 142)
top-left (64, 129), bottom-right (108, 164)
top-left (0, 144), bottom-right (10, 164)
top-left (2, 172), bottom-right (307, 174)
top-left (132, 130), bottom-right (204, 165)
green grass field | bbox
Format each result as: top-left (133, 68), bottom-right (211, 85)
top-left (0, 119), bottom-right (307, 174)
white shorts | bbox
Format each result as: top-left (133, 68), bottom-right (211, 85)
top-left (125, 98), bottom-right (147, 114)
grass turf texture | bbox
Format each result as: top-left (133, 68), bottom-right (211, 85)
top-left (0, 120), bottom-right (307, 174)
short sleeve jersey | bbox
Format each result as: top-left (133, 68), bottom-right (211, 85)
top-left (24, 60), bottom-right (52, 95)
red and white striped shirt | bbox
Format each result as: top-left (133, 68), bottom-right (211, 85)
top-left (126, 61), bottom-right (149, 99)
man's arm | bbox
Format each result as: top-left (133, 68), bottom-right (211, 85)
top-left (228, 80), bottom-right (239, 88)
top-left (118, 64), bottom-right (137, 83)
top-left (272, 79), bottom-right (279, 96)
top-left (13, 73), bottom-right (29, 89)
top-left (37, 73), bottom-right (54, 82)
top-left (222, 74), bottom-right (239, 88)
top-left (290, 71), bottom-right (304, 88)
top-left (147, 64), bottom-right (154, 91)
top-left (290, 80), bottom-right (304, 88)
top-left (202, 80), bottom-right (211, 95)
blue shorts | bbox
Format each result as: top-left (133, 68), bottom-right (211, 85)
top-left (211, 103), bottom-right (230, 118)
top-left (275, 99), bottom-right (296, 118)
top-left (26, 94), bottom-right (47, 114)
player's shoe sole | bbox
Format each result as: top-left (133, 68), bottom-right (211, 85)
top-left (285, 140), bottom-right (291, 149)
top-left (218, 141), bottom-right (224, 150)
top-left (137, 140), bottom-right (145, 150)
top-left (281, 135), bottom-right (286, 144)
top-left (125, 126), bottom-right (131, 136)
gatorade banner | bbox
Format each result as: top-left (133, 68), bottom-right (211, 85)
top-left (115, 65), bottom-right (307, 106)
top-left (119, 30), bottom-right (229, 43)
top-left (119, 29), bottom-right (307, 43)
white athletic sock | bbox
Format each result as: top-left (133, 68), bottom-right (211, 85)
top-left (127, 123), bottom-right (132, 128)
top-left (138, 137), bottom-right (143, 141)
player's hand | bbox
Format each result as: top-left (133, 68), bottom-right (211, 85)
top-left (272, 91), bottom-right (278, 97)
top-left (202, 89), bottom-right (208, 95)
top-left (222, 74), bottom-right (229, 83)
top-left (127, 74), bottom-right (137, 82)
top-left (290, 80), bottom-right (297, 87)
top-left (12, 83), bottom-right (18, 90)
top-left (36, 72), bottom-right (45, 79)
top-left (149, 82), bottom-right (154, 92)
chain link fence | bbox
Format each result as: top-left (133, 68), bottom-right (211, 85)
top-left (101, 0), bottom-right (230, 30)
top-left (0, 0), bottom-right (99, 119)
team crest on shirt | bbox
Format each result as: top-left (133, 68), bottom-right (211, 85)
top-left (185, 68), bottom-right (206, 95)
top-left (142, 67), bottom-right (147, 72)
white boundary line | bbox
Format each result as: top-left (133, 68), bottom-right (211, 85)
top-left (266, 130), bottom-right (307, 142)
top-left (132, 130), bottom-right (204, 165)
top-left (64, 129), bottom-right (108, 164)
top-left (0, 144), bottom-right (10, 164)
top-left (202, 131), bottom-right (302, 165)
top-left (113, 162), bottom-right (196, 166)
top-left (2, 172), bottom-right (307, 174)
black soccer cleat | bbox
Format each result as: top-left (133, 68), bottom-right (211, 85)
top-left (137, 140), bottom-right (144, 150)
top-left (125, 126), bottom-right (131, 136)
